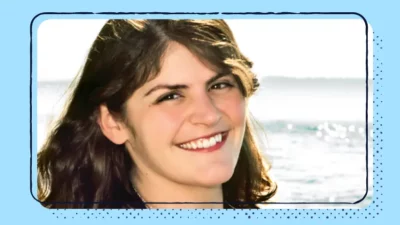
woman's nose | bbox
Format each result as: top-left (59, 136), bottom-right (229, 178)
top-left (188, 94), bottom-right (222, 127)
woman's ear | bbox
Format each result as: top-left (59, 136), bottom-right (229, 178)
top-left (97, 104), bottom-right (129, 145)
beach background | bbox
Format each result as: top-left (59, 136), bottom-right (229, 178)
top-left (36, 19), bottom-right (373, 208)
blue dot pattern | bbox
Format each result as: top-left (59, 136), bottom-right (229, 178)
top-left (50, 28), bottom-right (382, 221)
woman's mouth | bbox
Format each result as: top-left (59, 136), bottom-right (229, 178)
top-left (176, 131), bottom-right (229, 152)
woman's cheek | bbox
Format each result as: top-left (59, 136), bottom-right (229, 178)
top-left (144, 106), bottom-right (185, 135)
top-left (216, 92), bottom-right (246, 122)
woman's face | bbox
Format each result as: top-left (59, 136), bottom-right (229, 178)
top-left (123, 42), bottom-right (247, 188)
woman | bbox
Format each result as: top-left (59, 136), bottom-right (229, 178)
top-left (37, 19), bottom-right (277, 209)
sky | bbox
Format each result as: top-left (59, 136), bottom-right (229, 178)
top-left (37, 19), bottom-right (373, 81)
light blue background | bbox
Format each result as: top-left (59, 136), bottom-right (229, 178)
top-left (0, 0), bottom-right (397, 224)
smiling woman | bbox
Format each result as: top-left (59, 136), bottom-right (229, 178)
top-left (37, 19), bottom-right (277, 209)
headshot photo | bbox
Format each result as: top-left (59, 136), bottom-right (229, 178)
top-left (36, 18), bottom-right (372, 209)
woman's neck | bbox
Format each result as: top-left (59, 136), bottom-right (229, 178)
top-left (131, 169), bottom-right (224, 209)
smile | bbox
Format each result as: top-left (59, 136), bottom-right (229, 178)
top-left (177, 131), bottom-right (229, 152)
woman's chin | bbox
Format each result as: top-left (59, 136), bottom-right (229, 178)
top-left (195, 167), bottom-right (235, 187)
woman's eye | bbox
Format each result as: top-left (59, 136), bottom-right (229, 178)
top-left (210, 82), bottom-right (234, 90)
top-left (156, 93), bottom-right (181, 103)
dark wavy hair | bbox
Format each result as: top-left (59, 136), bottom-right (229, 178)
top-left (37, 19), bottom-right (277, 209)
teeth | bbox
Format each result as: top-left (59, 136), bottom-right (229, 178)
top-left (209, 137), bottom-right (216, 146)
top-left (216, 133), bottom-right (222, 142)
top-left (197, 140), bottom-right (203, 148)
top-left (202, 139), bottom-right (210, 148)
top-left (179, 133), bottom-right (224, 150)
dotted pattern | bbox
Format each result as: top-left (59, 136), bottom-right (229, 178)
top-left (49, 28), bottom-right (383, 221)
top-left (371, 31), bottom-right (384, 216)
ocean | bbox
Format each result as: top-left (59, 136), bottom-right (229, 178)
top-left (36, 76), bottom-right (373, 208)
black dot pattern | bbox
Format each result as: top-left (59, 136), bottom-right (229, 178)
top-left (49, 21), bottom-right (382, 221)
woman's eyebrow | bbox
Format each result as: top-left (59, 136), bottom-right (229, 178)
top-left (144, 73), bottom-right (231, 97)
top-left (144, 84), bottom-right (188, 97)
top-left (206, 73), bottom-right (231, 87)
